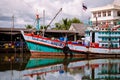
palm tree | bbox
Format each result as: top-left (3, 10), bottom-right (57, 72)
top-left (62, 18), bottom-right (69, 30)
top-left (53, 17), bottom-right (82, 30)
top-left (70, 17), bottom-right (82, 23)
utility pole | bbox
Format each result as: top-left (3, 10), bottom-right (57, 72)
top-left (11, 15), bottom-right (14, 42)
top-left (12, 15), bottom-right (14, 29)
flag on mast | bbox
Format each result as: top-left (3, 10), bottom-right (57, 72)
top-left (82, 3), bottom-right (87, 10)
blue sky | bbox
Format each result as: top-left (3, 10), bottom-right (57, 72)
top-left (0, 0), bottom-right (114, 28)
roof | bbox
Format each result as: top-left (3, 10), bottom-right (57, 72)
top-left (0, 28), bottom-right (78, 35)
top-left (0, 28), bottom-right (29, 32)
top-left (91, 5), bottom-right (120, 12)
top-left (69, 23), bottom-right (88, 36)
top-left (91, 0), bottom-right (120, 12)
top-left (45, 29), bottom-right (78, 34)
top-left (113, 0), bottom-right (120, 6)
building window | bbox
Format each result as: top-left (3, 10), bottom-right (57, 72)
top-left (108, 11), bottom-right (111, 16)
top-left (117, 11), bottom-right (120, 16)
top-left (114, 22), bottom-right (117, 25)
top-left (98, 12), bottom-right (101, 17)
top-left (103, 11), bottom-right (106, 17)
top-left (93, 12), bottom-right (96, 18)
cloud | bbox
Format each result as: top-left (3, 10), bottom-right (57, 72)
top-left (0, 0), bottom-right (114, 28)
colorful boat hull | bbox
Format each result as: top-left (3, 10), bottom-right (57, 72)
top-left (21, 31), bottom-right (120, 55)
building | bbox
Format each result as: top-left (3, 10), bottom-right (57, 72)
top-left (69, 23), bottom-right (88, 41)
top-left (90, 0), bottom-right (120, 26)
top-left (84, 0), bottom-right (120, 48)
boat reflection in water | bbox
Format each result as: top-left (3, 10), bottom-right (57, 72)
top-left (22, 55), bottom-right (120, 80)
top-left (0, 54), bottom-right (120, 80)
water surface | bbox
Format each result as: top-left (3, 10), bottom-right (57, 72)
top-left (0, 54), bottom-right (120, 80)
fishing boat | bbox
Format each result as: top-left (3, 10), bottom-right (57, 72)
top-left (21, 25), bottom-right (120, 55)
top-left (21, 7), bottom-right (120, 55)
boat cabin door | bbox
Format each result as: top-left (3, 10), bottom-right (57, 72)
top-left (91, 32), bottom-right (95, 43)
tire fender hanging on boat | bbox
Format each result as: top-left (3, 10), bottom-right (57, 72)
top-left (63, 44), bottom-right (71, 56)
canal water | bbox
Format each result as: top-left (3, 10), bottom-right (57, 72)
top-left (0, 53), bottom-right (120, 80)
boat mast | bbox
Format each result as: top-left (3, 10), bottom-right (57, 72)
top-left (43, 10), bottom-right (45, 37)
top-left (36, 13), bottom-right (40, 32)
top-left (95, 17), bottom-right (98, 26)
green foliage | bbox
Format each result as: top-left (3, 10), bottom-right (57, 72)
top-left (52, 17), bottom-right (82, 30)
top-left (41, 25), bottom-right (47, 30)
top-left (25, 24), bottom-right (33, 29)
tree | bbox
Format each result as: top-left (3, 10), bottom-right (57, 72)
top-left (52, 17), bottom-right (82, 30)
top-left (70, 17), bottom-right (82, 23)
top-left (41, 25), bottom-right (47, 30)
top-left (25, 24), bottom-right (33, 29)
top-left (62, 18), bottom-right (69, 30)
top-left (53, 23), bottom-right (61, 30)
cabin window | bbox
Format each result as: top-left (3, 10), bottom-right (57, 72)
top-left (102, 32), bottom-right (105, 34)
top-left (98, 12), bottom-right (101, 17)
top-left (102, 44), bottom-right (104, 47)
top-left (105, 44), bottom-right (108, 47)
top-left (105, 38), bottom-right (107, 41)
top-left (112, 38), bottom-right (115, 41)
top-left (117, 11), bottom-right (120, 16)
top-left (106, 38), bottom-right (108, 41)
top-left (111, 32), bottom-right (114, 35)
top-left (99, 32), bottom-right (101, 34)
top-left (102, 38), bottom-right (107, 41)
top-left (108, 11), bottom-right (111, 16)
top-left (113, 44), bottom-right (118, 48)
top-left (105, 32), bottom-right (107, 34)
top-left (103, 11), bottom-right (106, 17)
top-left (114, 22), bottom-right (117, 25)
top-left (102, 44), bottom-right (108, 47)
top-left (85, 32), bottom-right (90, 36)
top-left (93, 12), bottom-right (96, 18)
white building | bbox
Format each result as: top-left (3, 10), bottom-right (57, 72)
top-left (90, 0), bottom-right (120, 26)
top-left (84, 0), bottom-right (120, 48)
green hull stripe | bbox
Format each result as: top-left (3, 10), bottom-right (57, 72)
top-left (26, 42), bottom-right (63, 52)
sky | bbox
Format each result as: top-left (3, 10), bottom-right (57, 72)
top-left (0, 0), bottom-right (114, 28)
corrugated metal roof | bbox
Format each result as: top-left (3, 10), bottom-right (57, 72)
top-left (0, 28), bottom-right (78, 34)
top-left (70, 23), bottom-right (89, 36)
